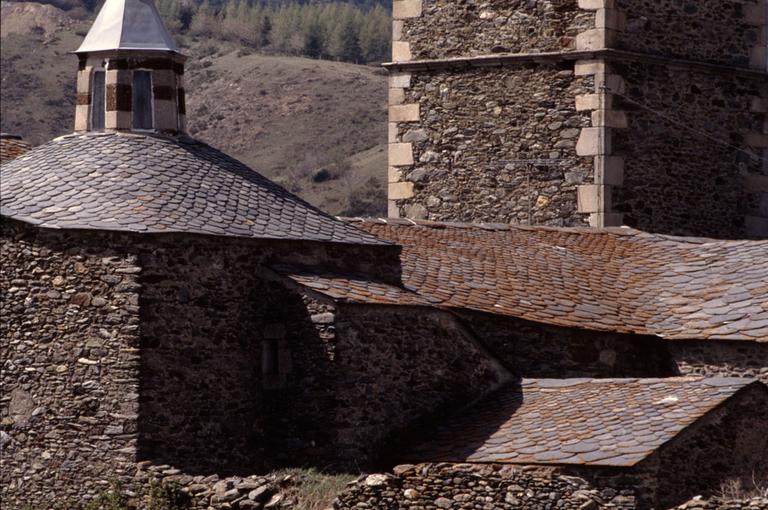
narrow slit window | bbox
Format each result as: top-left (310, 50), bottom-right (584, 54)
top-left (91, 71), bottom-right (105, 131)
top-left (132, 70), bottom-right (153, 130)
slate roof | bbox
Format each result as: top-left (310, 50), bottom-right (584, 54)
top-left (0, 137), bottom-right (32, 164)
top-left (408, 377), bottom-right (759, 467)
top-left (76, 0), bottom-right (179, 53)
top-left (282, 218), bottom-right (767, 341)
top-left (0, 132), bottom-right (386, 245)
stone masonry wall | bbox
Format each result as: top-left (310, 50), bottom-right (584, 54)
top-left (611, 61), bottom-right (766, 238)
top-left (640, 383), bottom-right (768, 507)
top-left (1, 220), bottom-right (141, 507)
top-left (615, 0), bottom-right (764, 68)
top-left (400, 0), bottom-right (595, 60)
top-left (458, 311), bottom-right (676, 378)
top-left (390, 64), bottom-right (594, 225)
top-left (669, 341), bottom-right (768, 385)
top-left (334, 463), bottom-right (639, 510)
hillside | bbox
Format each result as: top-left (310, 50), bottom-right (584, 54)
top-left (0, 1), bottom-right (387, 216)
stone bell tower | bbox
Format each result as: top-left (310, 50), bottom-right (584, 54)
top-left (386, 0), bottom-right (768, 239)
top-left (74, 0), bottom-right (186, 134)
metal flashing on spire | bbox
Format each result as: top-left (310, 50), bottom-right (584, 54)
top-left (76, 0), bottom-right (179, 54)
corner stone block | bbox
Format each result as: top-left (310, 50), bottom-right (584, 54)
top-left (578, 0), bottom-right (614, 10)
top-left (576, 94), bottom-right (601, 111)
top-left (389, 181), bottom-right (415, 200)
top-left (389, 104), bottom-right (420, 123)
top-left (744, 3), bottom-right (768, 26)
top-left (750, 46), bottom-right (767, 71)
top-left (389, 88), bottom-right (406, 105)
top-left (596, 9), bottom-right (626, 30)
top-left (746, 133), bottom-right (768, 148)
top-left (591, 110), bottom-right (628, 128)
top-left (105, 110), bottom-right (131, 130)
top-left (390, 73), bottom-right (412, 89)
top-left (390, 143), bottom-right (415, 166)
top-left (576, 127), bottom-right (611, 156)
top-left (598, 74), bottom-right (626, 95)
top-left (577, 184), bottom-right (611, 213)
top-left (589, 212), bottom-right (624, 228)
top-left (105, 69), bottom-right (130, 86)
top-left (576, 29), bottom-right (616, 51)
top-left (392, 41), bottom-right (412, 62)
top-left (77, 70), bottom-right (92, 94)
top-left (393, 0), bottom-right (422, 19)
top-left (388, 166), bottom-right (403, 183)
top-left (388, 122), bottom-right (399, 143)
top-left (75, 105), bottom-right (90, 131)
top-left (388, 200), bottom-right (401, 218)
top-left (574, 60), bottom-right (606, 76)
top-left (392, 20), bottom-right (404, 41)
top-left (595, 156), bottom-right (624, 186)
top-left (745, 215), bottom-right (768, 238)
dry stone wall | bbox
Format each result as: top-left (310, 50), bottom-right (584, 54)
top-left (390, 64), bottom-right (593, 225)
top-left (1, 221), bottom-right (141, 507)
top-left (670, 341), bottom-right (768, 384)
top-left (611, 61), bottom-right (766, 238)
top-left (400, 0), bottom-right (594, 59)
top-left (334, 463), bottom-right (639, 510)
top-left (615, 0), bottom-right (764, 68)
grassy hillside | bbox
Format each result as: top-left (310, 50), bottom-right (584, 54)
top-left (0, 1), bottom-right (387, 216)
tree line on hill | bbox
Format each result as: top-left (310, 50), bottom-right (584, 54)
top-left (156, 0), bottom-right (392, 64)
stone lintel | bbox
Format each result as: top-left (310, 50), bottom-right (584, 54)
top-left (390, 73), bottom-right (412, 89)
top-left (591, 110), bottom-right (628, 128)
top-left (390, 143), bottom-right (415, 166)
top-left (595, 156), bottom-right (624, 186)
top-left (390, 104), bottom-right (420, 122)
top-left (389, 181), bottom-right (415, 199)
top-left (389, 87), bottom-right (406, 105)
top-left (576, 127), bottom-right (612, 156)
top-left (392, 41), bottom-right (412, 62)
top-left (578, 0), bottom-right (615, 10)
top-left (577, 184), bottom-right (611, 213)
top-left (393, 0), bottom-right (422, 19)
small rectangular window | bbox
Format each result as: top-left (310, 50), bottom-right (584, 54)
top-left (262, 339), bottom-right (280, 376)
top-left (132, 70), bottom-right (153, 130)
top-left (91, 71), bottom-right (105, 131)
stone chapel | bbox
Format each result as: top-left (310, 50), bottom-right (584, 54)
top-left (1, 1), bottom-right (768, 508)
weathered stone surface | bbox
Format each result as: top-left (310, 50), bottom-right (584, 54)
top-left (391, 64), bottom-right (593, 226)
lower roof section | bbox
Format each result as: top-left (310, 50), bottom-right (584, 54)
top-left (309, 218), bottom-right (766, 342)
top-left (405, 377), bottom-right (760, 468)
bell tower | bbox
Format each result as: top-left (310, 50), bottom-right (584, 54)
top-left (74, 0), bottom-right (186, 134)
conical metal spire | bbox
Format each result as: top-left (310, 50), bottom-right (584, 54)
top-left (76, 0), bottom-right (179, 53)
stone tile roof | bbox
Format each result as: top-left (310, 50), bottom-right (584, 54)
top-left (297, 218), bottom-right (765, 342)
top-left (0, 137), bottom-right (32, 164)
top-left (0, 132), bottom-right (386, 245)
top-left (408, 377), bottom-right (759, 467)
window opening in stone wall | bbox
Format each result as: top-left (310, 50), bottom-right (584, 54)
top-left (91, 70), bottom-right (105, 131)
top-left (132, 70), bottom-right (154, 130)
top-left (262, 338), bottom-right (280, 376)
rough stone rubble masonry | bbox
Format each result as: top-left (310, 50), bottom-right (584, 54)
top-left (386, 0), bottom-right (768, 239)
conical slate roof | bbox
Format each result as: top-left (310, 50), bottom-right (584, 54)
top-left (76, 0), bottom-right (178, 53)
top-left (0, 132), bottom-right (387, 245)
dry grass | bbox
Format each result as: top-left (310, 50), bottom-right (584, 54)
top-left (718, 473), bottom-right (768, 499)
top-left (273, 468), bottom-right (358, 510)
